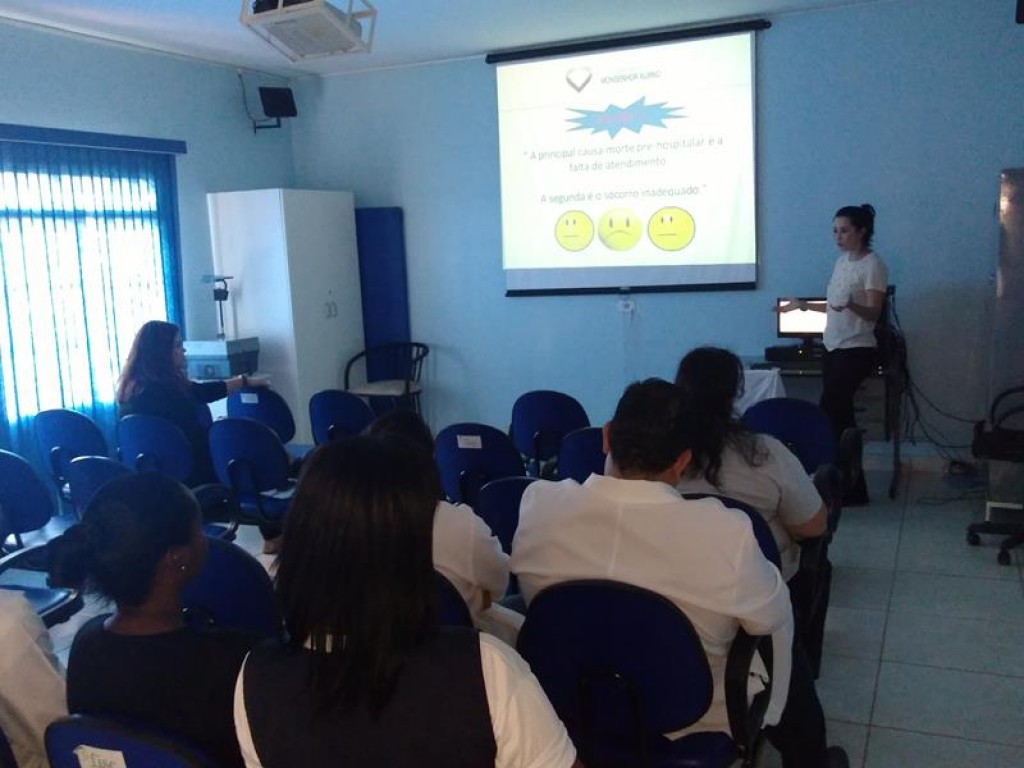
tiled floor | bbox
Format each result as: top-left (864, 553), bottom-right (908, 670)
top-left (13, 465), bottom-right (1024, 767)
top-left (758, 468), bottom-right (1024, 768)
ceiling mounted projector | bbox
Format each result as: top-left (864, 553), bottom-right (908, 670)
top-left (241, 0), bottom-right (377, 60)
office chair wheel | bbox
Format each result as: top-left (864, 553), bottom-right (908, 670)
top-left (997, 549), bottom-right (1012, 566)
top-left (966, 531), bottom-right (981, 546)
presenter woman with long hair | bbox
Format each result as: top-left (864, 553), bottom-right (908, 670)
top-left (780, 204), bottom-right (888, 503)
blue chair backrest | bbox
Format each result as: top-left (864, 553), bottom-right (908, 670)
top-left (435, 423), bottom-right (525, 507)
top-left (34, 409), bottom-right (107, 483)
top-left (741, 397), bottom-right (835, 473)
top-left (194, 401), bottom-right (213, 430)
top-left (0, 720), bottom-right (16, 768)
top-left (46, 714), bottom-right (218, 768)
top-left (476, 476), bottom-right (534, 555)
top-left (208, 418), bottom-right (291, 495)
top-left (226, 388), bottom-right (296, 445)
top-left (557, 426), bottom-right (605, 483)
top-left (433, 570), bottom-right (473, 628)
top-left (119, 414), bottom-right (194, 481)
top-left (518, 580), bottom-right (714, 753)
top-left (681, 493), bottom-right (781, 569)
top-left (309, 389), bottom-right (375, 445)
top-left (66, 456), bottom-right (133, 518)
top-left (181, 537), bottom-right (281, 637)
top-left (0, 450), bottom-right (54, 539)
top-left (510, 390), bottom-right (590, 465)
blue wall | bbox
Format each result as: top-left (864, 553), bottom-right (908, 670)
top-left (0, 21), bottom-right (297, 339)
top-left (292, 0), bottom-right (1024, 441)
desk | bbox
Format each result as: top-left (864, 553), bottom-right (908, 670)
top-left (747, 358), bottom-right (903, 499)
top-left (736, 368), bottom-right (787, 414)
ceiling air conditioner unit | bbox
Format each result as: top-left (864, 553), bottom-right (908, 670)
top-left (241, 0), bottom-right (377, 60)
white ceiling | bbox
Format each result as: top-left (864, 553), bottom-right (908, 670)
top-left (0, 0), bottom-right (877, 78)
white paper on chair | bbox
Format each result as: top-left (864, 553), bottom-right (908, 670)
top-left (74, 745), bottom-right (128, 768)
top-left (240, 392), bottom-right (259, 404)
top-left (457, 435), bottom-right (483, 449)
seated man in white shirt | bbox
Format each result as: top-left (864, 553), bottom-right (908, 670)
top-left (367, 411), bottom-right (517, 641)
top-left (0, 590), bottom-right (67, 768)
top-left (511, 379), bottom-right (847, 768)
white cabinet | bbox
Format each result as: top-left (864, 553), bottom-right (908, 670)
top-left (207, 188), bottom-right (364, 443)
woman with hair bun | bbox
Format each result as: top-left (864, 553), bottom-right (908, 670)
top-left (780, 204), bottom-right (888, 504)
top-left (50, 472), bottom-right (257, 768)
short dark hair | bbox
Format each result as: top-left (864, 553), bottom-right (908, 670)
top-left (834, 203), bottom-right (876, 249)
top-left (608, 378), bottom-right (695, 475)
top-left (366, 410), bottom-right (435, 455)
top-left (275, 436), bottom-right (438, 715)
top-left (49, 473), bottom-right (200, 606)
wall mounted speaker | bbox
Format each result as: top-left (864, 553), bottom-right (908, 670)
top-left (258, 87), bottom-right (298, 118)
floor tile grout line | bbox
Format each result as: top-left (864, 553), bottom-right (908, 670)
top-left (862, 723), bottom-right (1024, 751)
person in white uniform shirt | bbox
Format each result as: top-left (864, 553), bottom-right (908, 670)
top-left (511, 379), bottom-right (847, 768)
top-left (0, 590), bottom-right (67, 768)
top-left (366, 410), bottom-right (518, 641)
top-left (779, 203), bottom-right (888, 505)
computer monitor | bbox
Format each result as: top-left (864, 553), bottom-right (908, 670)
top-left (776, 297), bottom-right (827, 343)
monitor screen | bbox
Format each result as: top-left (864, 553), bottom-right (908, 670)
top-left (776, 297), bottom-right (827, 338)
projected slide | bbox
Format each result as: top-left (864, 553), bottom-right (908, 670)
top-left (496, 32), bottom-right (756, 294)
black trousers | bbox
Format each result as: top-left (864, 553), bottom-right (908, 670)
top-left (820, 347), bottom-right (878, 444)
top-left (763, 638), bottom-right (829, 768)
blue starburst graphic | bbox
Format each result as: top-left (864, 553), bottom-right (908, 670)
top-left (567, 97), bottom-right (683, 138)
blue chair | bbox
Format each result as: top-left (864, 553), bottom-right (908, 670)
top-left (741, 398), bottom-right (836, 474)
top-left (0, 450), bottom-right (58, 550)
top-left (476, 476), bottom-right (534, 556)
top-left (309, 389), bottom-right (375, 445)
top-left (118, 415), bottom-right (237, 540)
top-left (518, 580), bottom-right (770, 768)
top-left (46, 715), bottom-right (218, 768)
top-left (181, 537), bottom-right (281, 637)
top-left (34, 409), bottom-right (108, 507)
top-left (433, 569), bottom-right (473, 628)
top-left (509, 390), bottom-right (590, 477)
top-left (344, 342), bottom-right (430, 415)
top-left (557, 426), bottom-right (605, 483)
top-left (208, 418), bottom-right (294, 525)
top-left (226, 387), bottom-right (311, 461)
top-left (65, 456), bottom-right (132, 520)
top-left (0, 724), bottom-right (15, 768)
top-left (435, 423), bottom-right (525, 508)
top-left (0, 545), bottom-right (83, 628)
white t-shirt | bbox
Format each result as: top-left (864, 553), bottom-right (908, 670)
top-left (824, 250), bottom-right (888, 350)
top-left (0, 591), bottom-right (67, 768)
top-left (433, 500), bottom-right (509, 622)
top-left (233, 633), bottom-right (577, 768)
top-left (677, 435), bottom-right (823, 581)
top-left (510, 474), bottom-right (793, 733)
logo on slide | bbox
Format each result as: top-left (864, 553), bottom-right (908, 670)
top-left (554, 210), bottom-right (595, 252)
top-left (565, 68), bottom-right (592, 93)
top-left (647, 207), bottom-right (695, 251)
top-left (598, 208), bottom-right (642, 251)
top-left (567, 97), bottom-right (682, 139)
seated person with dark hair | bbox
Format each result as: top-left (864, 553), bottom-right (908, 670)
top-left (674, 347), bottom-right (828, 582)
top-left (50, 473), bottom-right (261, 768)
top-left (511, 379), bottom-right (847, 768)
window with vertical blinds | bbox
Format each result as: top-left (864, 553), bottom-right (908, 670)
top-left (0, 125), bottom-right (186, 454)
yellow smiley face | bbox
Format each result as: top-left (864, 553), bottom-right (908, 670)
top-left (647, 206), bottom-right (695, 251)
top-left (598, 208), bottom-right (642, 251)
top-left (554, 210), bottom-right (595, 252)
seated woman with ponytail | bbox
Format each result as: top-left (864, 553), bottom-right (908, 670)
top-left (50, 473), bottom-right (257, 768)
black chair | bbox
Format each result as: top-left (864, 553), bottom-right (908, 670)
top-left (181, 537), bottom-right (281, 637)
top-left (509, 390), bottom-right (590, 477)
top-left (557, 425), bottom-right (605, 483)
top-left (308, 389), bottom-right (376, 444)
top-left (518, 580), bottom-right (771, 768)
top-left (46, 714), bottom-right (218, 768)
top-left (208, 418), bottom-right (295, 528)
top-left (344, 342), bottom-right (429, 414)
top-left (966, 384), bottom-right (1024, 565)
top-left (0, 450), bottom-right (60, 551)
top-left (433, 569), bottom-right (473, 628)
top-left (33, 409), bottom-right (108, 509)
top-left (434, 423), bottom-right (525, 508)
